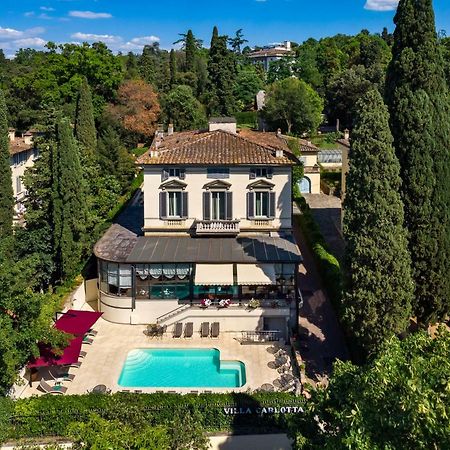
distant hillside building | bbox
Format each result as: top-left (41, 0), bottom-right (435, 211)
top-left (248, 41), bottom-right (294, 71)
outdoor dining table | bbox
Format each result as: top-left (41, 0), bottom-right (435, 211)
top-left (91, 384), bottom-right (107, 394)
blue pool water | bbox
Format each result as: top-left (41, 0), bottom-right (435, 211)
top-left (118, 348), bottom-right (246, 388)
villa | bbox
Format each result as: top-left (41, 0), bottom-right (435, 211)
top-left (248, 41), bottom-right (295, 71)
top-left (94, 118), bottom-right (303, 342)
top-left (8, 128), bottom-right (39, 222)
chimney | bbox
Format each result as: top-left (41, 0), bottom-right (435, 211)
top-left (168, 123), bottom-right (174, 136)
top-left (208, 117), bottom-right (237, 134)
top-left (8, 128), bottom-right (15, 142)
top-left (344, 129), bottom-right (350, 141)
top-left (156, 123), bottom-right (164, 138)
top-left (150, 149), bottom-right (159, 158)
top-left (275, 149), bottom-right (284, 158)
top-left (276, 128), bottom-right (282, 137)
top-left (284, 41), bottom-right (291, 50)
top-left (23, 132), bottom-right (33, 146)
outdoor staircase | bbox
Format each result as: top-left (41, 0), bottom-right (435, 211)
top-left (156, 304), bottom-right (191, 325)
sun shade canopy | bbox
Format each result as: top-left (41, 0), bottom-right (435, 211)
top-left (27, 310), bottom-right (102, 368)
top-left (27, 337), bottom-right (83, 368)
top-left (237, 264), bottom-right (277, 285)
top-left (194, 264), bottom-right (234, 286)
top-left (55, 310), bottom-right (103, 336)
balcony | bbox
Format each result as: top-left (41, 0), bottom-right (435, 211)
top-left (196, 219), bottom-right (240, 235)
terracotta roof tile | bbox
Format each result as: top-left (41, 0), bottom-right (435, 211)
top-left (137, 129), bottom-right (299, 166)
top-left (9, 138), bottom-right (34, 156)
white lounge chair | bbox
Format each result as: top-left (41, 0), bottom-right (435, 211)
top-left (49, 368), bottom-right (75, 382)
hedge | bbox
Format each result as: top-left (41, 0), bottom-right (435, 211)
top-left (0, 392), bottom-right (306, 442)
top-left (294, 196), bottom-right (342, 309)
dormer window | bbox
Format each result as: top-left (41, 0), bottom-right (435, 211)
top-left (162, 168), bottom-right (186, 182)
top-left (249, 167), bottom-right (273, 179)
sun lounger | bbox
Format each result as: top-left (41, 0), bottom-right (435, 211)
top-left (211, 322), bottom-right (220, 338)
top-left (86, 329), bottom-right (98, 336)
top-left (134, 390), bottom-right (142, 393)
top-left (82, 336), bottom-right (93, 345)
top-left (38, 379), bottom-right (67, 395)
top-left (190, 390), bottom-right (199, 395)
top-left (79, 351), bottom-right (87, 358)
top-left (184, 322), bottom-right (193, 338)
top-left (173, 322), bottom-right (183, 338)
top-left (62, 361), bottom-right (82, 369)
top-left (49, 368), bottom-right (75, 382)
top-left (201, 322), bottom-right (210, 338)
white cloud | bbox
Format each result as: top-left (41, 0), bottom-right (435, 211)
top-left (24, 11), bottom-right (35, 17)
top-left (0, 27), bottom-right (25, 40)
top-left (364, 0), bottom-right (398, 11)
top-left (119, 35), bottom-right (160, 50)
top-left (71, 32), bottom-right (121, 43)
top-left (13, 37), bottom-right (47, 48)
top-left (40, 6), bottom-right (55, 11)
top-left (69, 10), bottom-right (112, 19)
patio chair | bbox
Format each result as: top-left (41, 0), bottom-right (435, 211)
top-left (201, 322), bottom-right (210, 338)
top-left (38, 379), bottom-right (67, 395)
top-left (173, 322), bottom-right (183, 338)
top-left (211, 322), bottom-right (220, 338)
top-left (49, 368), bottom-right (75, 382)
top-left (184, 322), bottom-right (193, 338)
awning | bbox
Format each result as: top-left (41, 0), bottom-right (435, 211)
top-left (55, 310), bottom-right (103, 336)
top-left (237, 264), bottom-right (277, 285)
top-left (27, 310), bottom-right (103, 369)
top-left (27, 336), bottom-right (83, 368)
top-left (195, 264), bottom-right (234, 286)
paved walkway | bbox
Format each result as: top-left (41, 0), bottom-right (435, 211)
top-left (294, 202), bottom-right (349, 385)
top-left (210, 434), bottom-right (292, 450)
top-left (302, 194), bottom-right (344, 261)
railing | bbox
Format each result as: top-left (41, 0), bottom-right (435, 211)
top-left (164, 219), bottom-right (186, 227)
top-left (156, 304), bottom-right (191, 324)
top-left (240, 330), bottom-right (281, 343)
top-left (196, 220), bottom-right (240, 235)
top-left (251, 219), bottom-right (273, 227)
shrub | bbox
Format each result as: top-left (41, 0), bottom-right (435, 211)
top-left (1, 393), bottom-right (306, 442)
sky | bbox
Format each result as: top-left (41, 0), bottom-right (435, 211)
top-left (0, 0), bottom-right (449, 57)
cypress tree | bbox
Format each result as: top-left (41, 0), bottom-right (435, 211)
top-left (385, 0), bottom-right (450, 323)
top-left (75, 78), bottom-right (97, 157)
top-left (343, 89), bottom-right (414, 355)
top-left (0, 89), bottom-right (13, 240)
top-left (169, 49), bottom-right (177, 88)
top-left (207, 27), bottom-right (237, 116)
top-left (53, 118), bottom-right (87, 279)
top-left (185, 30), bottom-right (196, 71)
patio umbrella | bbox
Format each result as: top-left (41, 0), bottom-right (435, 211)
top-left (275, 356), bottom-right (288, 365)
top-left (281, 373), bottom-right (294, 383)
top-left (268, 361), bottom-right (282, 369)
top-left (260, 383), bottom-right (274, 392)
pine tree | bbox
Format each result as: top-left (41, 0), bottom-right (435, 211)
top-left (0, 89), bottom-right (13, 240)
top-left (343, 89), bottom-right (414, 355)
top-left (207, 27), bottom-right (237, 116)
top-left (75, 78), bottom-right (97, 157)
top-left (169, 49), bottom-right (177, 88)
top-left (185, 30), bottom-right (196, 71)
top-left (53, 118), bottom-right (87, 279)
top-left (385, 0), bottom-right (450, 323)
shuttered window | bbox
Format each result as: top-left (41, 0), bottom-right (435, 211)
top-left (203, 191), bottom-right (233, 220)
top-left (248, 191), bottom-right (276, 219)
top-left (207, 167), bottom-right (230, 179)
top-left (160, 191), bottom-right (188, 219)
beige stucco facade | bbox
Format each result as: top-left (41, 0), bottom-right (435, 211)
top-left (143, 166), bottom-right (293, 234)
top-left (299, 152), bottom-right (320, 195)
top-left (10, 148), bottom-right (35, 202)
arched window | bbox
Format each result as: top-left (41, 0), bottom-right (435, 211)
top-left (299, 177), bottom-right (311, 194)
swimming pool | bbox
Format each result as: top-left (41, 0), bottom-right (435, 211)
top-left (118, 348), bottom-right (246, 388)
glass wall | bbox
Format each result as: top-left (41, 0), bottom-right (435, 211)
top-left (99, 262), bottom-right (133, 297)
top-left (135, 264), bottom-right (192, 300)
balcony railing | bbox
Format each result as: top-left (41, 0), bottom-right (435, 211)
top-left (196, 219), bottom-right (240, 235)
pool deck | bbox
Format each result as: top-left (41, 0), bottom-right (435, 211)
top-left (19, 312), bottom-right (294, 397)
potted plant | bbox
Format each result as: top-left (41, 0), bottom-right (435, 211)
top-left (201, 298), bottom-right (212, 308)
top-left (248, 298), bottom-right (260, 309)
top-left (219, 299), bottom-right (231, 308)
